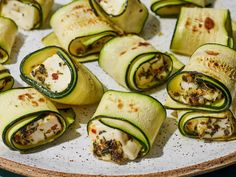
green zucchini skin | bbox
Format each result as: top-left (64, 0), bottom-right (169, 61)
top-left (50, 0), bottom-right (118, 59)
top-left (165, 44), bottom-right (236, 111)
top-left (20, 46), bottom-right (104, 105)
top-left (0, 87), bottom-right (75, 151)
top-left (99, 35), bottom-right (184, 91)
top-left (0, 64), bottom-right (14, 91)
top-left (0, 0), bottom-right (54, 30)
top-left (178, 110), bottom-right (236, 141)
top-left (0, 16), bottom-right (17, 64)
top-left (89, 0), bottom-right (148, 34)
top-left (87, 90), bottom-right (166, 162)
top-left (150, 0), bottom-right (210, 17)
top-left (170, 8), bottom-right (233, 56)
top-left (41, 32), bottom-right (99, 63)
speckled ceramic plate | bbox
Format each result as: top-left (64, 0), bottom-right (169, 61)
top-left (2, 0), bottom-right (236, 176)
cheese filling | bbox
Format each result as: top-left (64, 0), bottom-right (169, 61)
top-left (13, 114), bottom-right (62, 146)
top-left (89, 120), bottom-right (142, 163)
top-left (1, 0), bottom-right (40, 30)
top-left (170, 73), bottom-right (223, 106)
top-left (135, 54), bottom-right (171, 89)
top-left (97, 0), bottom-right (126, 16)
top-left (186, 116), bottom-right (234, 139)
top-left (30, 54), bottom-right (71, 93)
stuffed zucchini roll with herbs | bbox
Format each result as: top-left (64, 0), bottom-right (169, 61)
top-left (177, 110), bottom-right (236, 141)
top-left (0, 0), bottom-right (53, 30)
top-left (170, 8), bottom-right (233, 56)
top-left (151, 0), bottom-right (211, 17)
top-left (0, 87), bottom-right (75, 151)
top-left (99, 35), bottom-right (184, 91)
top-left (89, 0), bottom-right (148, 34)
top-left (42, 32), bottom-right (98, 63)
top-left (50, 0), bottom-right (119, 61)
top-left (20, 46), bottom-right (104, 105)
top-left (166, 44), bottom-right (236, 112)
top-left (0, 64), bottom-right (14, 91)
top-left (87, 90), bottom-right (166, 163)
top-left (0, 16), bottom-right (17, 64)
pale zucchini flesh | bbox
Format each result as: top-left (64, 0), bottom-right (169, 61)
top-left (0, 88), bottom-right (75, 151)
top-left (88, 90), bottom-right (166, 163)
top-left (0, 16), bottom-right (17, 63)
top-left (170, 8), bottom-right (233, 56)
top-left (89, 0), bottom-right (148, 34)
top-left (50, 0), bottom-right (118, 58)
top-left (20, 46), bottom-right (104, 105)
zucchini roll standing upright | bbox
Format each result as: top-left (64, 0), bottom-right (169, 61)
top-left (151, 0), bottom-right (210, 17)
top-left (0, 64), bottom-right (14, 91)
top-left (177, 110), bottom-right (236, 141)
top-left (50, 0), bottom-right (119, 62)
top-left (0, 0), bottom-right (54, 30)
top-left (170, 8), bottom-right (233, 56)
top-left (0, 87), bottom-right (75, 151)
top-left (165, 44), bottom-right (236, 112)
top-left (87, 90), bottom-right (166, 163)
top-left (0, 16), bottom-right (17, 64)
top-left (89, 0), bottom-right (148, 34)
top-left (20, 46), bottom-right (104, 105)
top-left (99, 35), bottom-right (184, 91)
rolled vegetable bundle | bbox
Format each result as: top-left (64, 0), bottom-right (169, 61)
top-left (50, 0), bottom-right (119, 62)
top-left (0, 16), bottom-right (17, 64)
top-left (0, 0), bottom-right (53, 30)
top-left (0, 87), bottom-right (75, 151)
top-left (87, 90), bottom-right (166, 163)
top-left (89, 0), bottom-right (148, 34)
top-left (170, 8), bottom-right (233, 56)
top-left (177, 110), bottom-right (236, 141)
top-left (0, 64), bottom-right (14, 91)
top-left (99, 35), bottom-right (184, 91)
top-left (166, 44), bottom-right (236, 112)
top-left (151, 0), bottom-right (210, 17)
top-left (20, 46), bottom-right (104, 105)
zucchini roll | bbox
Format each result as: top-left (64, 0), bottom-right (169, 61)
top-left (42, 32), bottom-right (98, 63)
top-left (0, 0), bottom-right (53, 30)
top-left (99, 35), bottom-right (184, 91)
top-left (20, 46), bottom-right (104, 105)
top-left (0, 87), bottom-right (75, 151)
top-left (89, 0), bottom-right (148, 34)
top-left (166, 44), bottom-right (236, 111)
top-left (0, 64), bottom-right (14, 91)
top-left (170, 8), bottom-right (233, 56)
top-left (50, 0), bottom-right (118, 61)
top-left (87, 90), bottom-right (166, 163)
top-left (0, 16), bottom-right (17, 64)
top-left (151, 0), bottom-right (210, 17)
top-left (178, 110), bottom-right (236, 141)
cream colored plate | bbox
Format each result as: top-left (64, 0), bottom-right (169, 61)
top-left (2, 0), bottom-right (236, 176)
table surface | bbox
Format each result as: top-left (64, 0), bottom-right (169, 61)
top-left (0, 163), bottom-right (235, 177)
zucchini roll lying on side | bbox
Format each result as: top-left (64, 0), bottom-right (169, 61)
top-left (0, 16), bottom-right (17, 64)
top-left (151, 0), bottom-right (210, 17)
top-left (170, 8), bottom-right (233, 56)
top-left (99, 35), bottom-right (184, 91)
top-left (166, 44), bottom-right (236, 112)
top-left (87, 90), bottom-right (166, 163)
top-left (89, 0), bottom-right (148, 34)
top-left (0, 64), bottom-right (14, 91)
top-left (0, 87), bottom-right (75, 151)
top-left (20, 46), bottom-right (104, 105)
top-left (178, 110), bottom-right (236, 141)
top-left (50, 0), bottom-right (119, 62)
top-left (0, 0), bottom-right (53, 30)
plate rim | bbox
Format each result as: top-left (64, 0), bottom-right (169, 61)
top-left (1, 150), bottom-right (236, 177)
